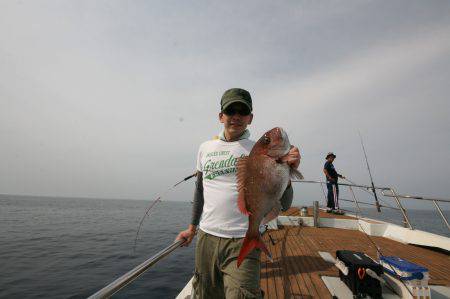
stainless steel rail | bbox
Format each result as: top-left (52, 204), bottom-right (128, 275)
top-left (88, 239), bottom-right (185, 299)
top-left (433, 200), bottom-right (450, 231)
top-left (338, 198), bottom-right (400, 210)
top-left (381, 190), bottom-right (450, 203)
top-left (381, 189), bottom-right (450, 231)
top-left (294, 179), bottom-right (390, 191)
top-left (292, 180), bottom-right (450, 232)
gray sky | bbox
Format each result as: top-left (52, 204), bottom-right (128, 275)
top-left (1, 1), bottom-right (449, 209)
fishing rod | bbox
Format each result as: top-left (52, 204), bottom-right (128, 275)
top-left (133, 171), bottom-right (198, 252)
top-left (359, 132), bottom-right (381, 212)
top-left (348, 189), bottom-right (414, 297)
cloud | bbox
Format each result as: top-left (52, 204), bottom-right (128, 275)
top-left (261, 25), bottom-right (450, 109)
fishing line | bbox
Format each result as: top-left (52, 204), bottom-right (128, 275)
top-left (354, 134), bottom-right (413, 295)
top-left (346, 181), bottom-right (414, 297)
top-left (133, 172), bottom-right (197, 252)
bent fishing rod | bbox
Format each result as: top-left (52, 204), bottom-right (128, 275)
top-left (133, 171), bottom-right (197, 251)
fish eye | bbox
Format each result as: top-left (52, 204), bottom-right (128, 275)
top-left (263, 136), bottom-right (270, 144)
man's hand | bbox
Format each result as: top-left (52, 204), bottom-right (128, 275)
top-left (284, 146), bottom-right (301, 169)
top-left (176, 224), bottom-right (197, 247)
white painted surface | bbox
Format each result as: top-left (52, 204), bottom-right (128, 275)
top-left (383, 273), bottom-right (431, 299)
top-left (277, 215), bottom-right (450, 252)
top-left (318, 251), bottom-right (336, 264)
top-left (265, 218), bottom-right (278, 230)
top-left (175, 276), bottom-right (192, 299)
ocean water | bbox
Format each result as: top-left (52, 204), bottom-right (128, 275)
top-left (0, 196), bottom-right (195, 299)
top-left (0, 196), bottom-right (449, 299)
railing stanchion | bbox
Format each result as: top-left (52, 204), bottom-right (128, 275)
top-left (433, 200), bottom-right (450, 232)
top-left (313, 201), bottom-right (319, 228)
top-left (390, 188), bottom-right (413, 229)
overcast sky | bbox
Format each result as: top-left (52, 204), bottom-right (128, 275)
top-left (1, 1), bottom-right (449, 210)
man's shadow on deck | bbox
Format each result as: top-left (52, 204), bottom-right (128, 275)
top-left (260, 227), bottom-right (333, 298)
top-left (262, 226), bottom-right (332, 276)
top-left (261, 255), bottom-right (332, 277)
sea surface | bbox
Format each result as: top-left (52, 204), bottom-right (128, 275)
top-left (0, 195), bottom-right (449, 299)
top-left (0, 196), bottom-right (195, 299)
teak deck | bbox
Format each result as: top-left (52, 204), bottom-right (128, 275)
top-left (259, 208), bottom-right (450, 298)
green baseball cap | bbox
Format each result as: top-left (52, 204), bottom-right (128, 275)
top-left (220, 88), bottom-right (253, 112)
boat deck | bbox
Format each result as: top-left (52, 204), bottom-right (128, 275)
top-left (260, 208), bottom-right (450, 298)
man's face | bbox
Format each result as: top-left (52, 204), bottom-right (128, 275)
top-left (219, 102), bottom-right (253, 135)
top-left (328, 157), bottom-right (335, 163)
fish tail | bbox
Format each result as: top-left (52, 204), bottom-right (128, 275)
top-left (237, 232), bottom-right (271, 268)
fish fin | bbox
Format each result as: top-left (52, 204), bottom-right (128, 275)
top-left (262, 204), bottom-right (280, 224)
top-left (237, 233), bottom-right (271, 268)
top-left (290, 168), bottom-right (304, 180)
top-left (236, 156), bottom-right (251, 216)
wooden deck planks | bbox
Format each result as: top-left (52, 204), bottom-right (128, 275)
top-left (260, 224), bottom-right (450, 298)
top-left (285, 228), bottom-right (327, 298)
top-left (275, 228), bottom-right (312, 298)
top-left (272, 229), bottom-right (298, 298)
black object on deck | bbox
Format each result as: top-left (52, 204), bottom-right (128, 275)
top-left (336, 250), bottom-right (383, 299)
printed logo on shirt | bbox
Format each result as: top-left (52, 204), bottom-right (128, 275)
top-left (203, 152), bottom-right (246, 180)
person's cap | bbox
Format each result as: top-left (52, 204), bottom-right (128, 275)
top-left (220, 88), bottom-right (252, 112)
top-left (326, 152), bottom-right (336, 159)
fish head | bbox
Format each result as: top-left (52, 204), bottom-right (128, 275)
top-left (254, 127), bottom-right (291, 158)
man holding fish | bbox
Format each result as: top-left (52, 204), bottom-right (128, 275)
top-left (176, 88), bottom-right (302, 298)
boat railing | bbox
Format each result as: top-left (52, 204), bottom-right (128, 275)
top-left (292, 180), bottom-right (450, 232)
top-left (88, 238), bottom-right (185, 299)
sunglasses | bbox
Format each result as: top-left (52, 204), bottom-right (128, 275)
top-left (223, 106), bottom-right (251, 116)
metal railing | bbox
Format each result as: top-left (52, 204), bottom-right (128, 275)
top-left (292, 179), bottom-right (450, 232)
top-left (88, 239), bottom-right (185, 299)
top-left (381, 189), bottom-right (450, 231)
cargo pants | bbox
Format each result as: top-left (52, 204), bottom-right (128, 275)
top-left (191, 229), bottom-right (263, 299)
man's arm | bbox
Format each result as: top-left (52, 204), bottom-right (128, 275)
top-left (191, 172), bottom-right (204, 225)
top-left (176, 172), bottom-right (204, 246)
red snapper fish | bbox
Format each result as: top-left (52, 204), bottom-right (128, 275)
top-left (236, 127), bottom-right (303, 267)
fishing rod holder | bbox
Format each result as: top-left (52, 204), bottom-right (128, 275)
top-left (292, 180), bottom-right (450, 232)
top-left (88, 238), bottom-right (186, 299)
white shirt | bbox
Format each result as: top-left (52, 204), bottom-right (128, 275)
top-left (196, 136), bottom-right (255, 238)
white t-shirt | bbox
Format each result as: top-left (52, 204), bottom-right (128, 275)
top-left (196, 137), bottom-right (255, 238)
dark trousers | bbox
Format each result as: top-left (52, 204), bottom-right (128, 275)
top-left (326, 182), bottom-right (339, 209)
